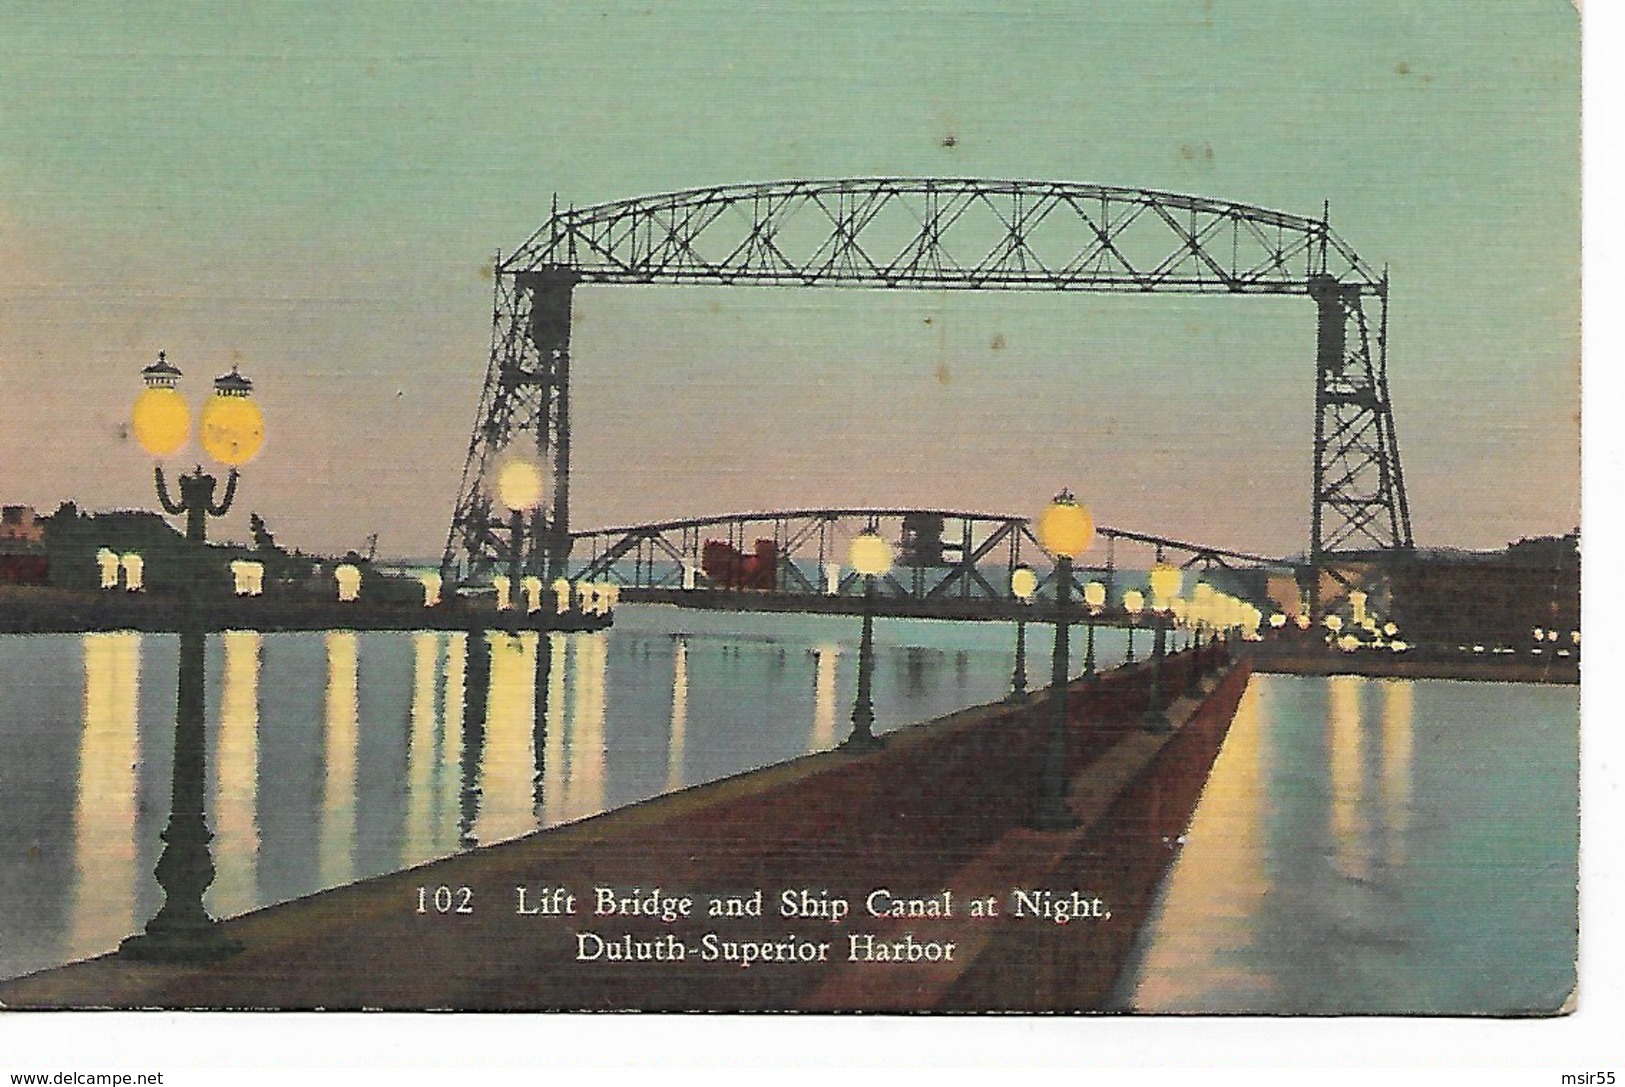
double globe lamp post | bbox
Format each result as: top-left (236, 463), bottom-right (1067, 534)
top-left (122, 352), bottom-right (267, 963)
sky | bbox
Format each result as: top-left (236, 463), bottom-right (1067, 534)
top-left (0, 1), bottom-right (1580, 560)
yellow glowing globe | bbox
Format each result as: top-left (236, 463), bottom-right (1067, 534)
top-left (199, 394), bottom-right (265, 466)
top-left (1010, 566), bottom-right (1038, 601)
top-left (497, 458), bottom-right (544, 510)
top-left (1036, 497), bottom-right (1094, 559)
top-left (1083, 580), bottom-right (1107, 609)
top-left (131, 387), bottom-right (191, 456)
top-left (848, 531), bottom-right (893, 577)
top-left (1148, 563), bottom-right (1182, 608)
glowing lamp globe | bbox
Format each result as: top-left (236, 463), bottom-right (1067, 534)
top-left (1384, 622), bottom-right (1398, 637)
top-left (497, 457), bottom-right (544, 511)
top-left (1035, 490), bottom-right (1094, 559)
top-left (1324, 614), bottom-right (1343, 633)
top-left (199, 368), bottom-right (265, 466)
top-left (1148, 563), bottom-right (1182, 609)
top-left (1122, 589), bottom-right (1145, 617)
top-left (1083, 580), bottom-right (1107, 610)
top-left (1269, 612), bottom-right (1287, 629)
top-left (1010, 566), bottom-right (1039, 602)
top-left (133, 352), bottom-right (191, 456)
top-left (848, 530), bottom-right (893, 578)
top-left (132, 389), bottom-right (191, 456)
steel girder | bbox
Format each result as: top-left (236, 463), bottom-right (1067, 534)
top-left (567, 508), bottom-right (1283, 613)
top-left (442, 179), bottom-right (1411, 588)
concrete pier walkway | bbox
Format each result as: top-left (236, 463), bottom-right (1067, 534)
top-left (0, 649), bottom-right (1250, 1012)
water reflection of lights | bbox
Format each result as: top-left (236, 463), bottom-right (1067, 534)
top-left (70, 633), bottom-right (142, 959)
top-left (474, 633), bottom-right (539, 846)
top-left (666, 638), bottom-right (689, 792)
top-left (541, 633), bottom-right (568, 828)
top-left (210, 631), bottom-right (261, 918)
top-left (811, 643), bottom-right (840, 752)
top-left (439, 633), bottom-right (466, 855)
top-left (404, 633), bottom-right (441, 866)
top-left (319, 632), bottom-right (359, 889)
top-left (1379, 680), bottom-right (1414, 867)
top-left (1327, 675), bottom-right (1368, 883)
top-left (564, 633), bottom-right (609, 822)
top-left (1126, 682), bottom-right (1272, 1009)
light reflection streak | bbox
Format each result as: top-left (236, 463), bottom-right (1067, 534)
top-left (210, 631), bottom-right (261, 918)
top-left (541, 633), bottom-right (568, 828)
top-left (439, 633), bottom-right (466, 854)
top-left (474, 633), bottom-right (539, 846)
top-left (1128, 681), bottom-right (1272, 1009)
top-left (565, 633), bottom-right (608, 822)
top-left (1328, 676), bottom-right (1368, 883)
top-left (666, 638), bottom-right (689, 792)
top-left (70, 633), bottom-right (141, 958)
top-left (1380, 680), bottom-right (1414, 868)
top-left (318, 632), bottom-right (359, 889)
top-left (404, 632), bottom-right (441, 866)
top-left (810, 643), bottom-right (839, 752)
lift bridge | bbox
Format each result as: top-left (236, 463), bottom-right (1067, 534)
top-left (442, 178), bottom-right (1412, 615)
top-left (566, 508), bottom-right (1286, 623)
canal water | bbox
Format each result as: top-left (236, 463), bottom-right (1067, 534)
top-left (0, 612), bottom-right (1579, 1013)
top-left (0, 604), bottom-right (1096, 982)
top-left (1115, 673), bottom-right (1579, 1015)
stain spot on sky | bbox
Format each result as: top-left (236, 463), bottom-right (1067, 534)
top-left (935, 362), bottom-right (951, 386)
top-left (990, 333), bottom-right (1006, 351)
top-left (1179, 142), bottom-right (1215, 164)
top-left (478, 263), bottom-right (494, 282)
top-left (941, 134), bottom-right (957, 149)
top-left (1395, 60), bottom-right (1411, 75)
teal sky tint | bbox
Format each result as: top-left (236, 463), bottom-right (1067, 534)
top-left (0, 1), bottom-right (1579, 558)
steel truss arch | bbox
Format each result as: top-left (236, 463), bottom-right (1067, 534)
top-left (566, 508), bottom-right (1287, 622)
top-left (443, 178), bottom-right (1414, 610)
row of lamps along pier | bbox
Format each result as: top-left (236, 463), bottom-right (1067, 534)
top-left (839, 490), bottom-right (1262, 831)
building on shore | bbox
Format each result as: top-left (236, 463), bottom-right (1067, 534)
top-left (1386, 532), bottom-right (1579, 649)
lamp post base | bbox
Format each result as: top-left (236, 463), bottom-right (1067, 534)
top-left (1141, 708), bottom-right (1173, 734)
top-left (840, 729), bottom-right (885, 753)
top-left (119, 924), bottom-right (243, 964)
top-left (1028, 798), bottom-right (1078, 832)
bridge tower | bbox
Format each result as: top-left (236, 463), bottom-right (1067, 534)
top-left (443, 264), bottom-right (577, 583)
top-left (1307, 267), bottom-right (1413, 612)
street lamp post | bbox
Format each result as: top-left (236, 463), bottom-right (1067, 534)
top-left (1032, 490), bottom-right (1095, 830)
top-left (121, 352), bottom-right (266, 963)
top-left (1082, 580), bottom-right (1106, 677)
top-left (497, 456), bottom-right (545, 606)
top-left (1143, 561), bottom-right (1182, 733)
top-left (844, 528), bottom-right (892, 752)
top-left (1122, 589), bottom-right (1144, 664)
top-left (1191, 583), bottom-right (1213, 676)
top-left (1008, 566), bottom-right (1038, 702)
